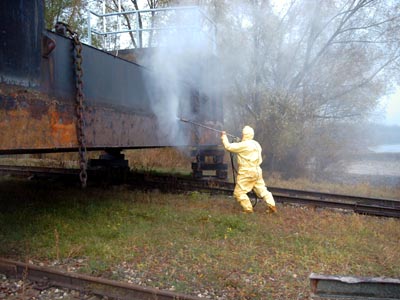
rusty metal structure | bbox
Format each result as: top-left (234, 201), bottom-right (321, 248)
top-left (310, 273), bottom-right (400, 299)
top-left (0, 0), bottom-right (227, 182)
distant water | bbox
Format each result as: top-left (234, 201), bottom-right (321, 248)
top-left (368, 144), bottom-right (400, 153)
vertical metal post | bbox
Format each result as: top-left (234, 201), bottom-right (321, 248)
top-left (136, 11), bottom-right (141, 48)
top-left (87, 10), bottom-right (92, 45)
top-left (103, 0), bottom-right (107, 50)
top-left (117, 0), bottom-right (121, 49)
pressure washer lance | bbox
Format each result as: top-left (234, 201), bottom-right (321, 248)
top-left (179, 117), bottom-right (259, 207)
top-left (178, 118), bottom-right (239, 140)
top-left (179, 116), bottom-right (239, 183)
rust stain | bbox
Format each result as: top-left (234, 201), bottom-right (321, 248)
top-left (0, 86), bottom-right (78, 151)
top-left (49, 107), bottom-right (76, 146)
top-left (1, 83), bottom-right (214, 153)
top-left (28, 98), bottom-right (49, 120)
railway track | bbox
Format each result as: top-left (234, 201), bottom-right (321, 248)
top-left (2, 259), bottom-right (400, 300)
top-left (1, 164), bottom-right (399, 218)
top-left (130, 171), bottom-right (400, 218)
top-left (0, 258), bottom-right (201, 300)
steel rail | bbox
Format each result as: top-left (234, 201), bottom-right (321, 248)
top-left (1, 165), bottom-right (399, 218)
top-left (269, 186), bottom-right (400, 209)
top-left (0, 165), bottom-right (79, 177)
top-left (129, 172), bottom-right (400, 218)
top-left (0, 258), bottom-right (201, 300)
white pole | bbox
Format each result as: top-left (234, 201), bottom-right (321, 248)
top-left (136, 11), bottom-right (141, 48)
top-left (117, 0), bottom-right (121, 49)
top-left (87, 10), bottom-right (92, 45)
top-left (103, 0), bottom-right (107, 49)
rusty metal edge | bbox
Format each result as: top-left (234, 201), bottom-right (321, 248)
top-left (0, 258), bottom-right (202, 300)
top-left (309, 273), bottom-right (400, 299)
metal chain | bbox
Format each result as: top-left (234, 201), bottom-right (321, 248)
top-left (56, 22), bottom-right (88, 188)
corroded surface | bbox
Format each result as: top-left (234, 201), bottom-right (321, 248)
top-left (0, 86), bottom-right (77, 152)
top-left (0, 84), bottom-right (180, 154)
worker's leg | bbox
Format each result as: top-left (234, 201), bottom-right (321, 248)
top-left (253, 169), bottom-right (276, 213)
top-left (234, 173), bottom-right (254, 213)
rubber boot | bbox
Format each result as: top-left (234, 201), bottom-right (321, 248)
top-left (238, 198), bottom-right (253, 213)
top-left (263, 194), bottom-right (277, 214)
top-left (267, 204), bottom-right (277, 214)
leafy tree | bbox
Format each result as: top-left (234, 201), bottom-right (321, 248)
top-left (45, 0), bottom-right (88, 36)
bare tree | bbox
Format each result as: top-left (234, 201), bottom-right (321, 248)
top-left (214, 0), bottom-right (400, 177)
top-left (274, 0), bottom-right (400, 119)
top-left (104, 0), bottom-right (172, 48)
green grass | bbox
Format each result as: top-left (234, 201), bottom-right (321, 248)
top-left (0, 177), bottom-right (399, 299)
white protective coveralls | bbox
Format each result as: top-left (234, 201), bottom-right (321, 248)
top-left (221, 126), bottom-right (276, 213)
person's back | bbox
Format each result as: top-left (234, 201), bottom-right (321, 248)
top-left (236, 139), bottom-right (263, 169)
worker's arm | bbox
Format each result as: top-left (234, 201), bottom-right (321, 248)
top-left (221, 132), bottom-right (247, 153)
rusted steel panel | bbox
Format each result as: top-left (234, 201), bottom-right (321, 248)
top-left (310, 273), bottom-right (400, 299)
top-left (0, 85), bottom-right (186, 154)
top-left (0, 86), bottom-right (76, 152)
top-left (84, 106), bottom-right (171, 148)
top-left (0, 84), bottom-right (211, 153)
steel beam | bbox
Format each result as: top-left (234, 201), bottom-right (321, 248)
top-left (0, 86), bottom-right (175, 153)
top-left (310, 273), bottom-right (400, 299)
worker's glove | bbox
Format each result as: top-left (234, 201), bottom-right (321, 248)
top-left (221, 131), bottom-right (226, 142)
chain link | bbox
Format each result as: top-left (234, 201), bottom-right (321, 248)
top-left (56, 22), bottom-right (88, 188)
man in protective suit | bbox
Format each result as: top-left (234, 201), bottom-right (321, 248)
top-left (221, 126), bottom-right (277, 214)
